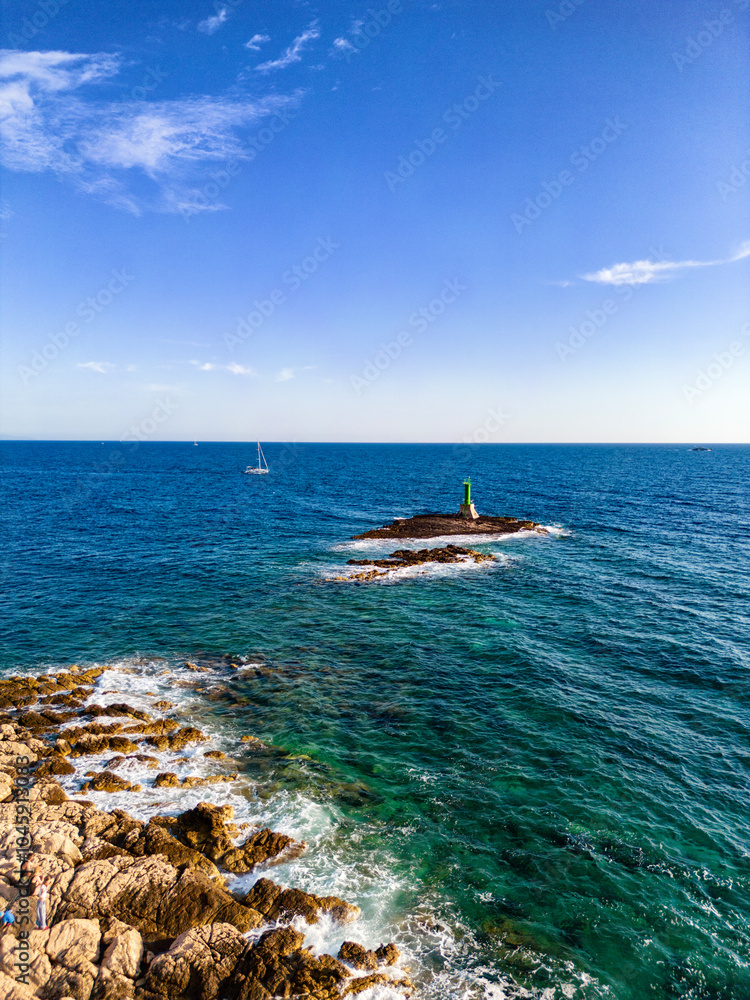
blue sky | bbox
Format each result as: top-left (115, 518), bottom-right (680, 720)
top-left (1, 0), bottom-right (748, 442)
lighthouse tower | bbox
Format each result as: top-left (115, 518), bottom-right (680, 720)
top-left (459, 478), bottom-right (479, 520)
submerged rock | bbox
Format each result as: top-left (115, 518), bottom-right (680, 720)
top-left (338, 544), bottom-right (496, 581)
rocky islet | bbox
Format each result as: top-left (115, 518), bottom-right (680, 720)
top-left (0, 665), bottom-right (412, 1000)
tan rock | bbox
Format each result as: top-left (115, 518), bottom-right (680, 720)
top-left (54, 855), bottom-right (262, 944)
top-left (152, 773), bottom-right (179, 788)
top-left (241, 877), bottom-right (361, 925)
top-left (0, 970), bottom-right (38, 999)
top-left (47, 917), bottom-right (101, 963)
top-left (0, 934), bottom-right (52, 990)
top-left (138, 923), bottom-right (246, 999)
top-left (99, 923), bottom-right (143, 978)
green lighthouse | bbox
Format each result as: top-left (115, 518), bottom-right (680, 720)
top-left (459, 478), bottom-right (479, 520)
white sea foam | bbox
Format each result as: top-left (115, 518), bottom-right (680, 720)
top-left (54, 658), bottom-right (597, 1000)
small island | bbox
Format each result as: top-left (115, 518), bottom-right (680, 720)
top-left (353, 479), bottom-right (545, 540)
top-left (336, 544), bottom-right (495, 582)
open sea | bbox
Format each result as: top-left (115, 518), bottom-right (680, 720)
top-left (1, 441), bottom-right (749, 1000)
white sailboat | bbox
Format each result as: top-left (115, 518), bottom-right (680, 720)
top-left (244, 441), bottom-right (269, 474)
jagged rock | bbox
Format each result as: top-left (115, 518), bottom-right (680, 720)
top-left (375, 943), bottom-right (401, 965)
top-left (343, 971), bottom-right (414, 996)
top-left (0, 934), bottom-right (52, 990)
top-left (136, 923), bottom-right (246, 1000)
top-left (0, 970), bottom-right (40, 999)
top-left (145, 727), bottom-right (208, 752)
top-left (152, 773), bottom-right (179, 788)
top-left (54, 855), bottom-right (262, 944)
top-left (240, 878), bottom-right (360, 925)
top-left (168, 804), bottom-right (303, 872)
top-left (224, 926), bottom-right (349, 1000)
top-left (167, 803), bottom-right (234, 861)
top-left (130, 755), bottom-right (160, 769)
top-left (47, 918), bottom-right (101, 964)
top-left (31, 829), bottom-right (82, 868)
top-left (15, 712), bottom-right (48, 730)
top-left (91, 971), bottom-right (136, 1000)
top-left (181, 775), bottom-right (238, 788)
top-left (220, 828), bottom-right (304, 874)
top-left (80, 808), bottom-right (143, 850)
top-left (35, 755), bottom-right (76, 778)
top-left (203, 750), bottom-right (225, 759)
top-left (81, 771), bottom-right (141, 794)
top-left (99, 919), bottom-right (143, 978)
top-left (40, 964), bottom-right (95, 1000)
top-left (337, 941), bottom-right (378, 970)
top-left (80, 836), bottom-right (130, 863)
top-left (127, 821), bottom-right (221, 880)
top-left (85, 703), bottom-right (151, 722)
top-left (153, 701), bottom-right (172, 711)
top-left (103, 756), bottom-right (127, 771)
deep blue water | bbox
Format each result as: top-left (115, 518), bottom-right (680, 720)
top-left (1, 442), bottom-right (749, 999)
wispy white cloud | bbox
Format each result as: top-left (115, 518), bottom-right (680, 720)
top-left (0, 48), bottom-right (300, 214)
top-left (189, 360), bottom-right (256, 375)
top-left (276, 365), bottom-right (315, 381)
top-left (77, 361), bottom-right (115, 373)
top-left (198, 8), bottom-right (229, 35)
top-left (245, 34), bottom-right (270, 51)
top-left (582, 242), bottom-right (750, 286)
top-left (330, 37), bottom-right (356, 55)
top-left (255, 23), bottom-right (319, 73)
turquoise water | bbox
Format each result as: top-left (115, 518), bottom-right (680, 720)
top-left (2, 442), bottom-right (749, 999)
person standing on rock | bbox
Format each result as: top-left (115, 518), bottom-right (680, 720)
top-left (34, 878), bottom-right (49, 931)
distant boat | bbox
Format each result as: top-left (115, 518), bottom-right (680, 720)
top-left (244, 442), bottom-right (269, 475)
top-left (194, 441), bottom-right (198, 446)
top-left (689, 446), bottom-right (711, 451)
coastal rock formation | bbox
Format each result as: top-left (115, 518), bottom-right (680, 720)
top-left (240, 877), bottom-right (361, 924)
top-left (354, 512), bottom-right (544, 540)
top-left (0, 665), bottom-right (409, 1000)
top-left (162, 802), bottom-right (306, 873)
top-left (337, 544), bottom-right (496, 581)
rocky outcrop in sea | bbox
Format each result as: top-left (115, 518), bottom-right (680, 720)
top-left (0, 665), bottom-right (412, 1000)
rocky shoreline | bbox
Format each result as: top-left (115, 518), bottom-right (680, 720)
top-left (0, 664), bottom-right (412, 1000)
top-left (353, 513), bottom-right (545, 541)
top-left (334, 545), bottom-right (495, 582)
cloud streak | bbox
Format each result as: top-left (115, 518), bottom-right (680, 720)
top-left (255, 24), bottom-right (319, 73)
top-left (189, 360), bottom-right (256, 375)
top-left (0, 49), bottom-right (299, 214)
top-left (245, 34), bottom-right (270, 51)
top-left (582, 242), bottom-right (750, 286)
top-left (198, 8), bottom-right (229, 34)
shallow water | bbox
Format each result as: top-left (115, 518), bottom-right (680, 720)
top-left (2, 442), bottom-right (749, 999)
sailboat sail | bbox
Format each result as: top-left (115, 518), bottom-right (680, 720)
top-left (244, 442), bottom-right (269, 474)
